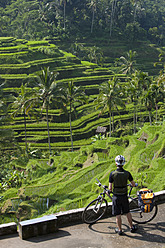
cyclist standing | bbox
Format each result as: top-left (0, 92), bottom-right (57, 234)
top-left (108, 155), bottom-right (138, 235)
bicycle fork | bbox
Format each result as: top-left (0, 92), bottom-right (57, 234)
top-left (93, 196), bottom-right (103, 213)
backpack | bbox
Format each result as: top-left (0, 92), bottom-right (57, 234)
top-left (137, 188), bottom-right (155, 213)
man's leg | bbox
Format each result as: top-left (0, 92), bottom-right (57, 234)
top-left (126, 212), bottom-right (133, 228)
top-left (126, 212), bottom-right (138, 233)
top-left (116, 214), bottom-right (122, 231)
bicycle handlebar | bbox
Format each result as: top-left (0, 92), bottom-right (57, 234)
top-left (96, 178), bottom-right (111, 196)
top-left (96, 178), bottom-right (138, 196)
top-left (127, 183), bottom-right (138, 187)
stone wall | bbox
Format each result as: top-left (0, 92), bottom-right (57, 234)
top-left (0, 190), bottom-right (165, 239)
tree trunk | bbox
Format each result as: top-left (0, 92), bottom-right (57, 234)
top-left (109, 109), bottom-right (112, 137)
top-left (155, 104), bottom-right (158, 122)
top-left (110, 0), bottom-right (117, 37)
top-left (91, 9), bottom-right (95, 33)
top-left (134, 1), bottom-right (137, 22)
top-left (149, 110), bottom-right (152, 125)
top-left (112, 111), bottom-right (114, 132)
top-left (46, 105), bottom-right (51, 154)
top-left (64, 1), bottom-right (66, 30)
top-left (133, 103), bottom-right (136, 134)
top-left (24, 111), bottom-right (28, 153)
top-left (69, 101), bottom-right (73, 151)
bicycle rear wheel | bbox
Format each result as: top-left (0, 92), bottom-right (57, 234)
top-left (130, 197), bottom-right (158, 224)
top-left (82, 198), bottom-right (108, 224)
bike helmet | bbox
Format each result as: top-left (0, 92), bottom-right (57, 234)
top-left (115, 155), bottom-right (125, 166)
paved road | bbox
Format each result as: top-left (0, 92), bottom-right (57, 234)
top-left (0, 204), bottom-right (165, 248)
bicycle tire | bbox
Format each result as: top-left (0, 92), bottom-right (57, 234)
top-left (130, 197), bottom-right (158, 224)
top-left (82, 198), bottom-right (108, 224)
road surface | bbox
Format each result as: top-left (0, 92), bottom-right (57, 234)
top-left (0, 203), bottom-right (165, 248)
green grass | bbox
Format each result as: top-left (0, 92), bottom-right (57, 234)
top-left (1, 123), bottom-right (165, 222)
top-left (0, 34), bottom-right (164, 223)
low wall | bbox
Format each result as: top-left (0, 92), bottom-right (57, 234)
top-left (19, 215), bottom-right (58, 240)
top-left (56, 190), bottom-right (165, 227)
top-left (0, 222), bottom-right (17, 236)
top-left (0, 190), bottom-right (165, 239)
top-left (154, 190), bottom-right (165, 204)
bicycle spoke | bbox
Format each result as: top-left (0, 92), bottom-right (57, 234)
top-left (82, 198), bottom-right (107, 224)
top-left (130, 198), bottom-right (158, 224)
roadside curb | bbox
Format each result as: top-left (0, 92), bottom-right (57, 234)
top-left (56, 190), bottom-right (165, 227)
top-left (0, 190), bottom-right (165, 239)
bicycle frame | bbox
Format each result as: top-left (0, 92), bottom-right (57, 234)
top-left (82, 178), bottom-right (158, 224)
top-left (93, 197), bottom-right (104, 214)
top-left (96, 178), bottom-right (112, 199)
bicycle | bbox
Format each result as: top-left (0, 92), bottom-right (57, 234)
top-left (82, 178), bottom-right (158, 224)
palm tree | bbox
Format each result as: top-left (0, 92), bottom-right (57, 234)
top-left (116, 50), bottom-right (137, 75)
top-left (34, 67), bottom-right (62, 155)
top-left (60, 0), bottom-right (70, 30)
top-left (62, 81), bottom-right (87, 151)
top-left (148, 82), bottom-right (164, 122)
top-left (88, 46), bottom-right (104, 65)
top-left (127, 70), bottom-right (151, 133)
top-left (156, 56), bottom-right (165, 86)
top-left (140, 67), bottom-right (164, 125)
top-left (11, 83), bottom-right (37, 152)
top-left (0, 82), bottom-right (14, 149)
top-left (142, 87), bottom-right (154, 125)
top-left (131, 0), bottom-right (144, 22)
top-left (110, 0), bottom-right (117, 37)
top-left (94, 77), bottom-right (125, 137)
top-left (89, 0), bottom-right (97, 33)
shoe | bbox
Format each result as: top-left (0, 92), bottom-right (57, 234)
top-left (130, 224), bottom-right (138, 233)
top-left (115, 228), bottom-right (123, 235)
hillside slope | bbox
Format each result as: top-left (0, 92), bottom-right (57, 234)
top-left (1, 37), bottom-right (164, 153)
top-left (0, 123), bottom-right (164, 223)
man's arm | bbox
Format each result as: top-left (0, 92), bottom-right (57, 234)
top-left (128, 172), bottom-right (136, 187)
top-left (130, 180), bottom-right (136, 187)
top-left (109, 182), bottom-right (113, 192)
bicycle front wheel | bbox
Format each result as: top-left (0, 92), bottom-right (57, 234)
top-left (82, 198), bottom-right (108, 224)
top-left (130, 198), bottom-right (158, 224)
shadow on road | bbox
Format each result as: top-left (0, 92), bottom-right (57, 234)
top-left (0, 233), bottom-right (19, 240)
top-left (25, 230), bottom-right (71, 243)
top-left (89, 220), bottom-right (165, 244)
top-left (124, 222), bottom-right (165, 244)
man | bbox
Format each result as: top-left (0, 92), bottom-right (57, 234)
top-left (109, 155), bottom-right (138, 235)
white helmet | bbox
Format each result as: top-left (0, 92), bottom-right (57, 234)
top-left (115, 155), bottom-right (125, 166)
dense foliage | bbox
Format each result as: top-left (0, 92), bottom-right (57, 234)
top-left (0, 123), bottom-right (165, 223)
top-left (0, 0), bottom-right (164, 224)
top-left (0, 0), bottom-right (165, 45)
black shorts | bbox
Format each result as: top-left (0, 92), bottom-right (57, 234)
top-left (112, 194), bottom-right (130, 216)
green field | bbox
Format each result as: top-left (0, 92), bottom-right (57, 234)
top-left (0, 36), bottom-right (164, 224)
top-left (0, 123), bottom-right (165, 223)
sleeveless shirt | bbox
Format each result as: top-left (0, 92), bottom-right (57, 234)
top-left (109, 167), bottom-right (133, 195)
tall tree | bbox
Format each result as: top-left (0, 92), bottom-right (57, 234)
top-left (34, 67), bottom-right (62, 155)
top-left (131, 0), bottom-right (143, 22)
top-left (116, 50), bottom-right (137, 75)
top-left (62, 81), bottom-right (87, 151)
top-left (89, 0), bottom-right (97, 33)
top-left (0, 81), bottom-right (14, 149)
top-left (87, 46), bottom-right (104, 65)
top-left (60, 0), bottom-right (70, 30)
top-left (94, 77), bottom-right (125, 137)
top-left (142, 86), bottom-right (154, 125)
top-left (110, 0), bottom-right (117, 37)
top-left (11, 83), bottom-right (37, 152)
top-left (148, 81), bottom-right (164, 122)
top-left (127, 70), bottom-right (151, 133)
